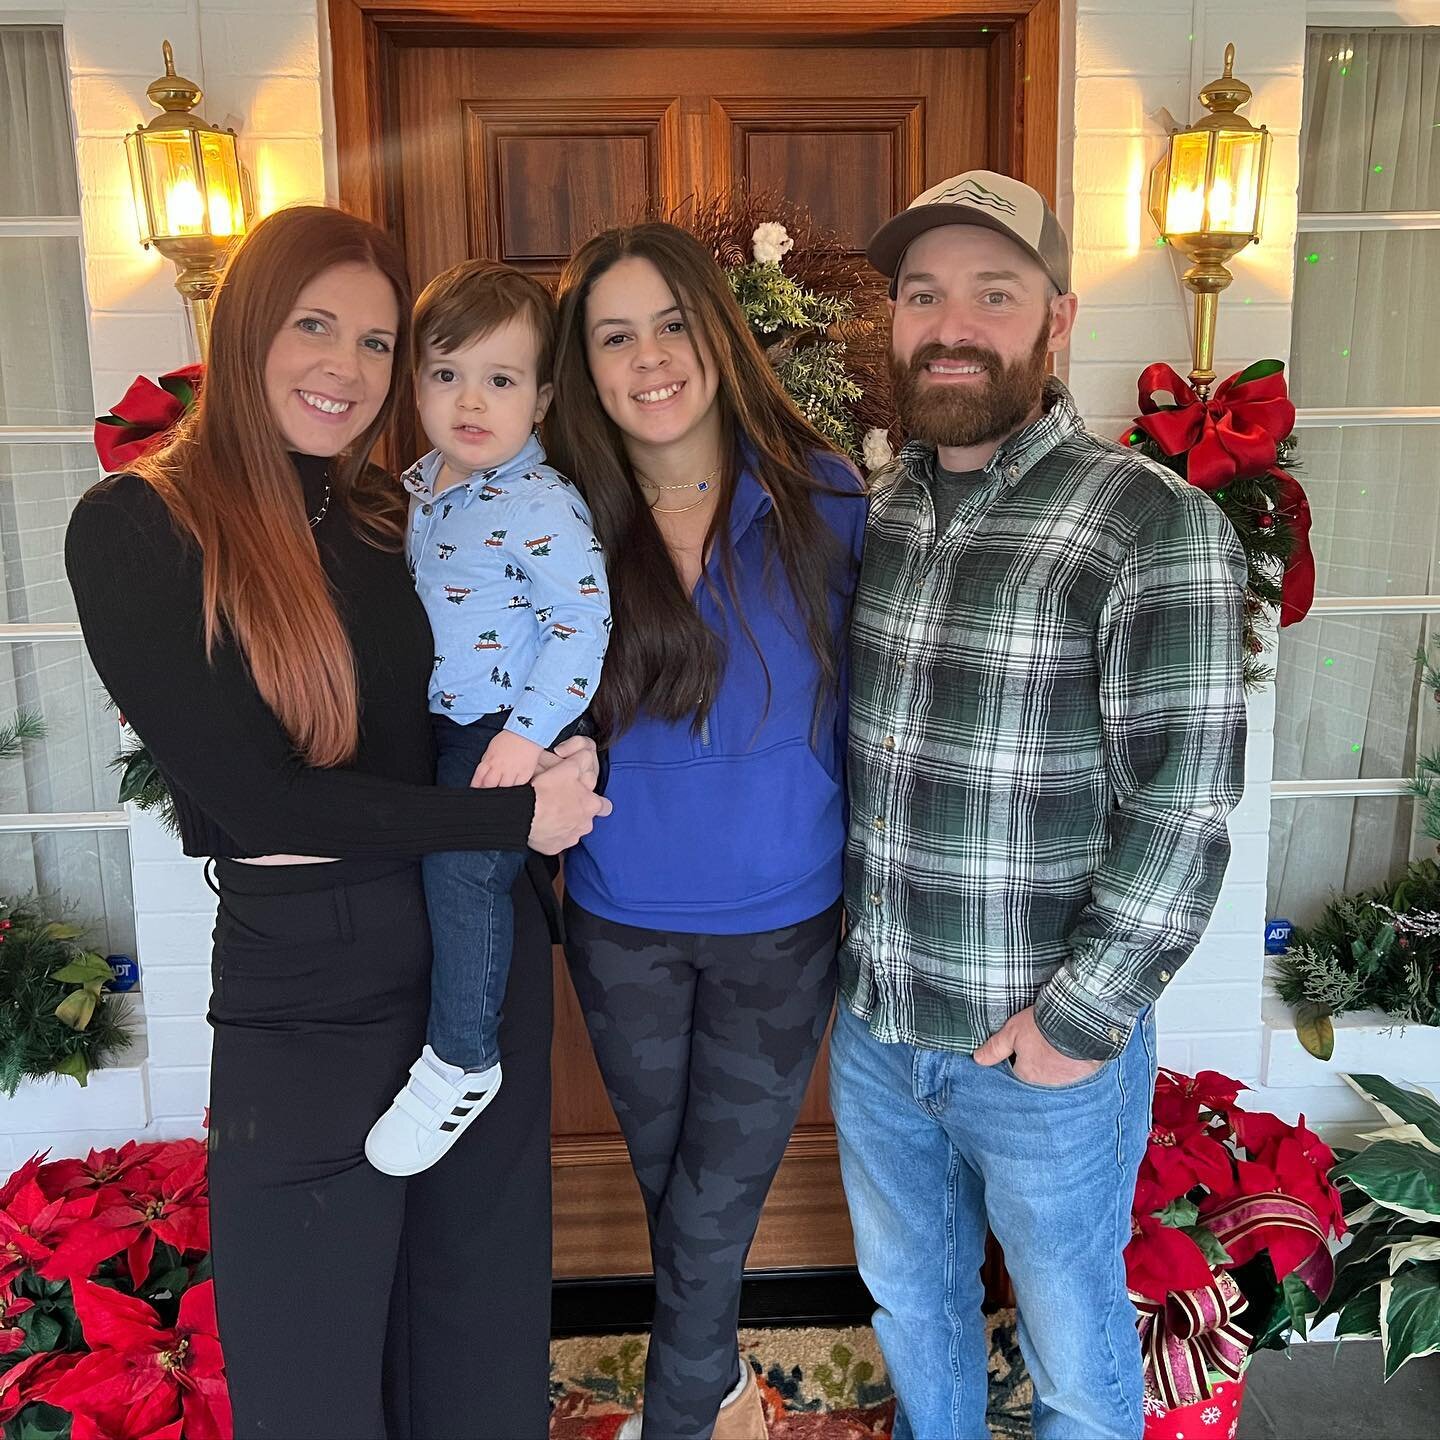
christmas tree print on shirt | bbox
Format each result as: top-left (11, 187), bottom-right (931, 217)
top-left (485, 530), bottom-right (506, 547)
top-left (578, 573), bottom-right (601, 596)
top-left (567, 677), bottom-right (589, 699)
top-left (473, 630), bottom-right (503, 651)
top-left (524, 535), bottom-right (553, 557)
top-left (444, 586), bottom-right (472, 605)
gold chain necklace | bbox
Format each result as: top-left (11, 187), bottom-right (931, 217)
top-left (638, 466), bottom-right (720, 513)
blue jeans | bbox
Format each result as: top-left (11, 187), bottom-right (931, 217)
top-left (829, 1002), bottom-right (1156, 1440)
top-left (423, 713), bottom-right (526, 1071)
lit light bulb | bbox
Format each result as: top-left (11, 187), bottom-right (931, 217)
top-left (168, 177), bottom-right (205, 232)
top-left (1167, 182), bottom-right (1206, 234)
top-left (208, 188), bottom-right (234, 236)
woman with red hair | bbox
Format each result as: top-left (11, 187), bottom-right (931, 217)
top-left (65, 205), bottom-right (607, 1438)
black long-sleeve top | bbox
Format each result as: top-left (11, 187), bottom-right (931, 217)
top-left (64, 453), bottom-right (535, 860)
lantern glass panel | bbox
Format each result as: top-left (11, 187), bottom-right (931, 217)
top-left (137, 129), bottom-right (209, 238)
top-left (1211, 130), bottom-right (1265, 236)
top-left (124, 132), bottom-right (152, 245)
top-left (197, 131), bottom-right (243, 238)
top-left (1164, 130), bottom-right (1212, 235)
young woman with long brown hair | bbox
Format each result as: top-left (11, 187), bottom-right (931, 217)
top-left (546, 222), bottom-right (866, 1440)
top-left (64, 205), bottom-right (607, 1439)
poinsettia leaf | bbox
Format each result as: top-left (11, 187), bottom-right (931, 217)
top-left (1157, 1197), bottom-right (1200, 1228)
top-left (1295, 1004), bottom-right (1334, 1061)
top-left (1381, 1260), bottom-right (1440, 1378)
top-left (15, 1402), bottom-right (71, 1440)
top-left (1344, 1075), bottom-right (1440, 1150)
top-left (26, 1313), bottom-right (60, 1354)
top-left (1182, 1224), bottom-right (1233, 1269)
top-left (1283, 1272), bottom-right (1319, 1338)
top-left (50, 954), bottom-right (114, 986)
top-left (1332, 1141), bottom-right (1440, 1222)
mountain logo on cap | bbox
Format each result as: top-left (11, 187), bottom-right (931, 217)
top-left (932, 177), bottom-right (1019, 216)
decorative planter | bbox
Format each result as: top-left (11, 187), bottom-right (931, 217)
top-left (1143, 1373), bottom-right (1247, 1440)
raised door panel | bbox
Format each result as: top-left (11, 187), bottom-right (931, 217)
top-left (713, 99), bottom-right (926, 251)
top-left (463, 99), bottom-right (683, 274)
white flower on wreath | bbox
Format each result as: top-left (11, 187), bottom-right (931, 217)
top-left (862, 427), bottom-right (895, 473)
top-left (751, 221), bottom-right (794, 266)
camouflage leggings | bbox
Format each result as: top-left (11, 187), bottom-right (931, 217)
top-left (564, 898), bottom-right (842, 1439)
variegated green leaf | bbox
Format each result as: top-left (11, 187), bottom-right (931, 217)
top-left (1331, 1142), bottom-right (1440, 1223)
top-left (1389, 1239), bottom-right (1440, 1274)
top-left (1381, 1261), bottom-right (1440, 1379)
top-left (1344, 1075), bottom-right (1440, 1149)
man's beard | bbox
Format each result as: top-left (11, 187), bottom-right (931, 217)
top-left (890, 323), bottom-right (1051, 451)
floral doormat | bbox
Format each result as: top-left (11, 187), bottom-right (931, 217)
top-left (549, 1311), bottom-right (1033, 1438)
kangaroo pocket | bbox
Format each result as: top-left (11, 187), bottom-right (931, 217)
top-left (574, 736), bottom-right (843, 914)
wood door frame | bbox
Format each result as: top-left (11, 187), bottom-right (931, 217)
top-left (328, 0), bottom-right (1061, 244)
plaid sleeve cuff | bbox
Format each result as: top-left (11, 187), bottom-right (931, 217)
top-left (1034, 965), bottom-right (1139, 1062)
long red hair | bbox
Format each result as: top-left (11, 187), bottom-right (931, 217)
top-left (131, 206), bottom-right (413, 768)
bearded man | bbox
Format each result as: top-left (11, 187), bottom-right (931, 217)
top-left (830, 171), bottom-right (1249, 1440)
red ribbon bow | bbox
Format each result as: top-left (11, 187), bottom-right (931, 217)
top-left (1134, 363), bottom-right (1296, 493)
top-left (93, 363), bottom-right (204, 472)
top-left (1130, 361), bottom-right (1313, 628)
top-left (1132, 1269), bottom-right (1251, 1411)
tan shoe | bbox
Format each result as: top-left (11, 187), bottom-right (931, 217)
top-left (710, 1363), bottom-right (766, 1440)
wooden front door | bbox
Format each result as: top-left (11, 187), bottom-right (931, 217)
top-left (332, 1), bottom-right (1056, 1283)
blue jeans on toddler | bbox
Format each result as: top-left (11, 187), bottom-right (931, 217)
top-left (423, 712), bottom-right (527, 1072)
top-left (829, 1001), bottom-right (1156, 1440)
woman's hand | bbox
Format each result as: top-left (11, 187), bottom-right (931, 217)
top-left (528, 754), bottom-right (611, 854)
top-left (541, 734), bottom-right (601, 789)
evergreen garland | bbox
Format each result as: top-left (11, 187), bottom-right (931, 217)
top-left (1, 709), bottom-right (45, 760)
top-left (0, 897), bottom-right (133, 1096)
top-left (1275, 860), bottom-right (1440, 1029)
top-left (111, 743), bottom-right (180, 836)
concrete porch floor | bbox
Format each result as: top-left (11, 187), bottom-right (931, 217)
top-left (1239, 1342), bottom-right (1438, 1439)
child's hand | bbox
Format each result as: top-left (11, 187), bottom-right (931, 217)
top-left (471, 731), bottom-right (545, 788)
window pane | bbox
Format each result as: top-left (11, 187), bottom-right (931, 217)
top-left (0, 829), bottom-right (134, 958)
top-left (1273, 613), bottom-right (1437, 785)
top-left (1291, 231), bottom-right (1440, 409)
top-left (0, 238), bottom-right (94, 427)
top-left (1269, 795), bottom-right (1427, 930)
top-left (1290, 426), bottom-right (1440, 599)
top-left (0, 27), bottom-right (80, 217)
top-left (1301, 29), bottom-right (1440, 213)
top-left (0, 444), bottom-right (103, 625)
top-left (0, 640), bottom-right (121, 815)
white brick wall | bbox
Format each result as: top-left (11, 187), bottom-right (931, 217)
top-left (4, 0), bottom-right (1432, 1164)
top-left (1, 0), bottom-right (326, 1163)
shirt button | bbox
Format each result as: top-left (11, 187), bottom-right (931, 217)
top-left (1159, 970), bottom-right (1172, 982)
top-left (1108, 1026), bottom-right (1122, 1042)
top-left (882, 735), bottom-right (896, 750)
top-left (421, 503), bottom-right (433, 516)
top-left (870, 892), bottom-right (882, 907)
top-left (872, 815), bottom-right (886, 832)
top-left (1007, 463), bottom-right (1021, 479)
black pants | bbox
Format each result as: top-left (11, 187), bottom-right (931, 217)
top-left (564, 898), bottom-right (841, 1440)
top-left (207, 855), bottom-right (554, 1439)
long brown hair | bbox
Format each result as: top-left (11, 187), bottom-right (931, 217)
top-left (131, 206), bottom-right (413, 768)
top-left (547, 222), bottom-right (858, 741)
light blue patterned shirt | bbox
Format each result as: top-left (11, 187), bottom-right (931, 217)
top-left (402, 434), bottom-right (609, 745)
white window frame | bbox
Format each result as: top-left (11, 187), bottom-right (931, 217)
top-left (0, 26), bottom-right (126, 836)
top-left (1274, 9), bottom-right (1440, 805)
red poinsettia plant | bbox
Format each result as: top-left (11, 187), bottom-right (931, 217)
top-left (1127, 1070), bottom-right (1345, 1419)
top-left (0, 1138), bottom-right (228, 1440)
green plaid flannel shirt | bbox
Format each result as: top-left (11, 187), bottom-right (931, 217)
top-left (841, 380), bottom-right (1247, 1061)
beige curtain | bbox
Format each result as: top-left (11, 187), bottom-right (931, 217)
top-left (1268, 28), bottom-right (1440, 927)
top-left (0, 27), bottom-right (132, 953)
